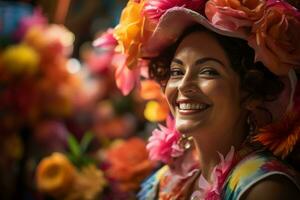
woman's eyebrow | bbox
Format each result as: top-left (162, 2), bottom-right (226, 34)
top-left (193, 57), bottom-right (224, 67)
top-left (171, 57), bottom-right (224, 67)
top-left (171, 58), bottom-right (184, 65)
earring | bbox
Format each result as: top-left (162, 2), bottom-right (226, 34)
top-left (247, 112), bottom-right (257, 134)
top-left (177, 134), bottom-right (194, 151)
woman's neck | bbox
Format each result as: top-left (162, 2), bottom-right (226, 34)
top-left (192, 123), bottom-right (248, 181)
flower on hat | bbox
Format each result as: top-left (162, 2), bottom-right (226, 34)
top-left (114, 0), bottom-right (154, 70)
top-left (144, 0), bottom-right (206, 23)
top-left (93, 28), bottom-right (118, 49)
top-left (248, 0), bottom-right (300, 75)
top-left (205, 0), bottom-right (266, 32)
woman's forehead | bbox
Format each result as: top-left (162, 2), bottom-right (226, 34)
top-left (173, 31), bottom-right (230, 67)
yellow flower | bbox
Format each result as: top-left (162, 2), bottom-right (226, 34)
top-left (114, 0), bottom-right (154, 69)
top-left (65, 165), bottom-right (107, 200)
top-left (144, 100), bottom-right (169, 122)
top-left (36, 152), bottom-right (77, 196)
top-left (1, 44), bottom-right (40, 76)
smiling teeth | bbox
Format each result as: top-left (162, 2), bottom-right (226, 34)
top-left (179, 103), bottom-right (208, 110)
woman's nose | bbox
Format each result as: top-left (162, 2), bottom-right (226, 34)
top-left (178, 73), bottom-right (199, 96)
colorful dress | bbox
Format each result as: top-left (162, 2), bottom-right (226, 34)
top-left (138, 150), bottom-right (300, 200)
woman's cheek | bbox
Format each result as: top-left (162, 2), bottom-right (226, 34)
top-left (164, 80), bottom-right (179, 114)
top-left (199, 79), bottom-right (225, 98)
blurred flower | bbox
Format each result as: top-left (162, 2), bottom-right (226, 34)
top-left (14, 8), bottom-right (47, 40)
top-left (36, 152), bottom-right (77, 196)
top-left (144, 0), bottom-right (206, 23)
top-left (140, 80), bottom-right (169, 122)
top-left (65, 165), bottom-right (107, 200)
top-left (144, 100), bottom-right (169, 122)
top-left (105, 138), bottom-right (155, 192)
top-left (93, 28), bottom-right (118, 49)
top-left (34, 120), bottom-right (68, 152)
top-left (248, 1), bottom-right (300, 75)
top-left (1, 44), bottom-right (40, 76)
top-left (205, 0), bottom-right (266, 32)
top-left (24, 24), bottom-right (74, 60)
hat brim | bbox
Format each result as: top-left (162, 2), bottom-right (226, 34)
top-left (142, 7), bottom-right (248, 58)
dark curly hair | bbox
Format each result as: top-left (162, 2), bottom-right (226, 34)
top-left (149, 25), bottom-right (284, 120)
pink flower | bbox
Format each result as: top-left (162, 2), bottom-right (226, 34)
top-left (113, 54), bottom-right (141, 95)
top-left (248, 0), bottom-right (300, 75)
top-left (205, 0), bottom-right (266, 32)
top-left (191, 147), bottom-right (235, 200)
top-left (93, 28), bottom-right (118, 49)
top-left (146, 116), bottom-right (182, 163)
top-left (14, 8), bottom-right (47, 40)
top-left (143, 0), bottom-right (206, 23)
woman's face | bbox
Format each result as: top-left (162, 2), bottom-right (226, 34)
top-left (165, 31), bottom-right (246, 137)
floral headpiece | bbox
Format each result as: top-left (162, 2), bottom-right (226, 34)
top-left (94, 0), bottom-right (300, 158)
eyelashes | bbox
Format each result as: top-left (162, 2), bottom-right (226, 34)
top-left (170, 67), bottom-right (220, 78)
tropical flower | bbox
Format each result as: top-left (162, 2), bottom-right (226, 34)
top-left (191, 147), bottom-right (235, 200)
top-left (254, 111), bottom-right (300, 158)
top-left (105, 138), bottom-right (155, 192)
top-left (93, 28), bottom-right (118, 49)
top-left (1, 44), bottom-right (40, 76)
top-left (113, 53), bottom-right (141, 95)
top-left (248, 0), bottom-right (300, 75)
top-left (36, 152), bottom-right (77, 196)
top-left (205, 0), bottom-right (266, 32)
top-left (146, 116), bottom-right (182, 163)
top-left (144, 0), bottom-right (206, 23)
top-left (114, 0), bottom-right (154, 70)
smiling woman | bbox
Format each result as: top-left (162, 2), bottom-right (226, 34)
top-left (147, 24), bottom-right (299, 200)
top-left (108, 0), bottom-right (300, 199)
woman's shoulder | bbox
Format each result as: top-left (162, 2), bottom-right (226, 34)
top-left (223, 150), bottom-right (300, 200)
top-left (137, 165), bottom-right (169, 200)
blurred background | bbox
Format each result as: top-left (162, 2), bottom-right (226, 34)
top-left (0, 0), bottom-right (168, 199)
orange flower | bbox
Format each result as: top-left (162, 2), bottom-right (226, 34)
top-left (105, 138), bottom-right (155, 192)
top-left (140, 80), bottom-right (169, 122)
top-left (254, 111), bottom-right (300, 158)
top-left (114, 0), bottom-right (154, 69)
top-left (248, 1), bottom-right (300, 75)
top-left (36, 152), bottom-right (77, 196)
top-left (206, 0), bottom-right (266, 31)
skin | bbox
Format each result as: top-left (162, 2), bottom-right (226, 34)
top-left (165, 31), bottom-right (248, 179)
top-left (164, 30), bottom-right (300, 198)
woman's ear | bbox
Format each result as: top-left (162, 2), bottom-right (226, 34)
top-left (244, 97), bottom-right (263, 111)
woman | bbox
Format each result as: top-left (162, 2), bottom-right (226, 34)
top-left (110, 0), bottom-right (300, 199)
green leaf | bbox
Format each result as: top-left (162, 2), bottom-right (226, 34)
top-left (67, 134), bottom-right (81, 157)
top-left (80, 132), bottom-right (94, 153)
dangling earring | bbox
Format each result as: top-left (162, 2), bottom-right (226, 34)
top-left (177, 134), bottom-right (194, 151)
top-left (246, 112), bottom-right (258, 144)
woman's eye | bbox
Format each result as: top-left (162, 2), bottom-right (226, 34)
top-left (170, 68), bottom-right (184, 77)
top-left (200, 68), bottom-right (219, 76)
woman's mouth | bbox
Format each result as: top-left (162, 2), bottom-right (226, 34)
top-left (176, 101), bottom-right (211, 115)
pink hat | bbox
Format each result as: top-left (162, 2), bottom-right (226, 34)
top-left (142, 7), bottom-right (248, 58)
